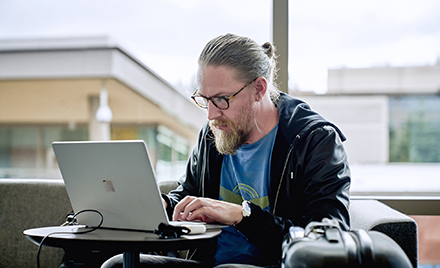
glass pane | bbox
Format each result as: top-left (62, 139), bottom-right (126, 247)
top-left (0, 128), bottom-right (12, 168)
top-left (389, 96), bottom-right (440, 162)
top-left (0, 125), bottom-right (89, 176)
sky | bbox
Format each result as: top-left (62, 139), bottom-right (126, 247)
top-left (1, 0), bottom-right (440, 94)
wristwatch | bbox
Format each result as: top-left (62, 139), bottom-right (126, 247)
top-left (242, 200), bottom-right (251, 218)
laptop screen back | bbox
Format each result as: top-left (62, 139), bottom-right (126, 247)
top-left (52, 140), bottom-right (170, 231)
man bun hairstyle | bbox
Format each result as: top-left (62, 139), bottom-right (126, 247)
top-left (198, 33), bottom-right (280, 102)
top-left (262, 42), bottom-right (275, 58)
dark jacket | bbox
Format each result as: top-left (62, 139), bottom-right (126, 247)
top-left (165, 93), bottom-right (351, 266)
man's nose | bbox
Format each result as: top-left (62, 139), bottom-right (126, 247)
top-left (207, 101), bottom-right (222, 121)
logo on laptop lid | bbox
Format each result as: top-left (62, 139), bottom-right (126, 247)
top-left (103, 180), bottom-right (116, 192)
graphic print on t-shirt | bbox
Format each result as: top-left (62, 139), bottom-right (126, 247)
top-left (219, 184), bottom-right (269, 210)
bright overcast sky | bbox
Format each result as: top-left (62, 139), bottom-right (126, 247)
top-left (1, 0), bottom-right (439, 94)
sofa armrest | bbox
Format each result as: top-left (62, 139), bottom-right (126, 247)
top-left (349, 199), bottom-right (418, 268)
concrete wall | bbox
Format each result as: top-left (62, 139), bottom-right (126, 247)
top-left (298, 95), bottom-right (389, 164)
top-left (328, 65), bottom-right (440, 95)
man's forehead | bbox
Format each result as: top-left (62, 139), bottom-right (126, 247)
top-left (198, 66), bottom-right (244, 94)
top-left (199, 65), bottom-right (242, 81)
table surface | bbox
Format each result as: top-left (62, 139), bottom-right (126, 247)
top-left (24, 225), bottom-right (222, 252)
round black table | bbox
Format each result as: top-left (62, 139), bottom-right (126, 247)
top-left (24, 226), bottom-right (221, 268)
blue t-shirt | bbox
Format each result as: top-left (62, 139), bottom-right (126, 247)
top-left (214, 124), bottom-right (278, 265)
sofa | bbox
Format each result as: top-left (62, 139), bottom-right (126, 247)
top-left (0, 178), bottom-right (417, 268)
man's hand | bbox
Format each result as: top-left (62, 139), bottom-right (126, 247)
top-left (172, 196), bottom-right (243, 226)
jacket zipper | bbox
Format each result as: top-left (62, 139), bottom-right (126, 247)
top-left (272, 135), bottom-right (300, 214)
top-left (201, 135), bottom-right (207, 197)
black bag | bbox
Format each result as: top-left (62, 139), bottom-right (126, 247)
top-left (281, 218), bottom-right (412, 268)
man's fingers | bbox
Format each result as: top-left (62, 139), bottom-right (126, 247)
top-left (172, 197), bottom-right (242, 225)
top-left (180, 198), bottom-right (204, 220)
top-left (172, 196), bottom-right (189, 220)
top-left (172, 196), bottom-right (198, 221)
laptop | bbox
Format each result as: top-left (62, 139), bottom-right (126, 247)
top-left (52, 140), bottom-right (213, 233)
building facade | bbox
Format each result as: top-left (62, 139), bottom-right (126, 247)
top-left (296, 64), bottom-right (440, 164)
top-left (0, 37), bottom-right (206, 181)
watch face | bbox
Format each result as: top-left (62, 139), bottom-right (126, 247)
top-left (242, 201), bottom-right (251, 217)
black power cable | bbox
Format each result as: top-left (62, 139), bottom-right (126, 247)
top-left (36, 209), bottom-right (104, 268)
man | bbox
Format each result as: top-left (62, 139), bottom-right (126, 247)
top-left (103, 33), bottom-right (350, 268)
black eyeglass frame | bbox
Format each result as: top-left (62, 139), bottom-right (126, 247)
top-left (191, 77), bottom-right (258, 110)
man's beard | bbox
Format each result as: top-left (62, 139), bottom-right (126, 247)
top-left (209, 105), bottom-right (254, 155)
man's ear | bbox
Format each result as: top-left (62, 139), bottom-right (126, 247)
top-left (254, 77), bottom-right (268, 102)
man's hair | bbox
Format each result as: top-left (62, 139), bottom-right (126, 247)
top-left (198, 33), bottom-right (280, 102)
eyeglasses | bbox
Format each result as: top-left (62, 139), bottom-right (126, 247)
top-left (191, 77), bottom-right (257, 110)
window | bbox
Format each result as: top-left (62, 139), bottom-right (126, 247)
top-left (0, 125), bottom-right (88, 177)
top-left (389, 95), bottom-right (440, 162)
top-left (155, 126), bottom-right (189, 182)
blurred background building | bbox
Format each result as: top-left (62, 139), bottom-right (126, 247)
top-left (298, 64), bottom-right (440, 165)
top-left (294, 64), bottom-right (440, 194)
top-left (0, 37), bottom-right (206, 181)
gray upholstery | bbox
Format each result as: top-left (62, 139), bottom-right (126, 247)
top-left (0, 179), bottom-right (72, 268)
top-left (158, 180), bottom-right (180, 195)
top-left (350, 199), bottom-right (417, 268)
top-left (0, 179), bottom-right (418, 268)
